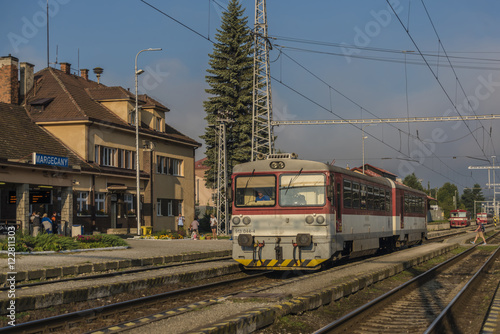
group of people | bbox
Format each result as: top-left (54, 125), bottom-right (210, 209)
top-left (30, 212), bottom-right (58, 234)
top-left (177, 213), bottom-right (218, 240)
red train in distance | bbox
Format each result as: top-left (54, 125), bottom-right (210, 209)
top-left (476, 212), bottom-right (493, 225)
top-left (449, 209), bottom-right (470, 228)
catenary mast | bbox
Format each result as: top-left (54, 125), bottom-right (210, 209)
top-left (251, 0), bottom-right (274, 160)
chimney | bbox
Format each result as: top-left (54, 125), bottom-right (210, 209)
top-left (0, 55), bottom-right (19, 104)
top-left (80, 68), bottom-right (89, 80)
top-left (20, 62), bottom-right (35, 103)
top-left (60, 62), bottom-right (71, 74)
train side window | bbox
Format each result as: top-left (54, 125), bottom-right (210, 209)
top-left (379, 189), bottom-right (385, 211)
top-left (367, 186), bottom-right (373, 210)
top-left (360, 184), bottom-right (367, 209)
top-left (352, 182), bottom-right (360, 209)
top-left (373, 188), bottom-right (380, 210)
top-left (343, 180), bottom-right (352, 208)
top-left (385, 192), bottom-right (391, 212)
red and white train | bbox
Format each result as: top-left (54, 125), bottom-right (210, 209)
top-left (449, 209), bottom-right (471, 228)
top-left (476, 212), bottom-right (493, 225)
top-left (231, 154), bottom-right (428, 270)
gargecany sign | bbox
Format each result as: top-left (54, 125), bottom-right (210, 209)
top-left (32, 153), bottom-right (69, 168)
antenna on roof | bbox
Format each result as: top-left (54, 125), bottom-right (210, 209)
top-left (93, 67), bottom-right (103, 84)
top-left (49, 45), bottom-right (59, 67)
top-left (46, 0), bottom-right (49, 68)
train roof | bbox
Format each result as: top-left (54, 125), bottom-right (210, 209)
top-left (232, 156), bottom-right (427, 196)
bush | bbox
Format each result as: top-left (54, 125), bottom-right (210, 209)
top-left (0, 232), bottom-right (128, 252)
top-left (75, 234), bottom-right (128, 248)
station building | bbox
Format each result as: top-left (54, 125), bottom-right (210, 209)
top-left (0, 55), bottom-right (200, 235)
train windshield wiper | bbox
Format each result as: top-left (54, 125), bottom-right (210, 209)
top-left (285, 168), bottom-right (303, 195)
top-left (244, 169), bottom-right (255, 190)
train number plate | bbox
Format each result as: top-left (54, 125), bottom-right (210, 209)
top-left (233, 228), bottom-right (256, 234)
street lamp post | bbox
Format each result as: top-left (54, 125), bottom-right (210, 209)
top-left (135, 48), bottom-right (162, 236)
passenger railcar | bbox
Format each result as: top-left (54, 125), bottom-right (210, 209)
top-left (231, 154), bottom-right (427, 270)
top-left (476, 212), bottom-right (492, 225)
top-left (449, 209), bottom-right (470, 228)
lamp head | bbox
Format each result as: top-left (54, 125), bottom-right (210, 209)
top-left (136, 69), bottom-right (145, 75)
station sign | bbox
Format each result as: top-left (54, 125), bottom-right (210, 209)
top-left (32, 153), bottom-right (69, 168)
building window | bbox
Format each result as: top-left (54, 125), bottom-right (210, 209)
top-left (130, 110), bottom-right (136, 126)
top-left (156, 199), bottom-right (162, 216)
top-left (77, 191), bottom-right (89, 215)
top-left (95, 145), bottom-right (135, 170)
top-left (157, 156), bottom-right (167, 174)
top-left (156, 199), bottom-right (182, 217)
top-left (169, 158), bottom-right (182, 176)
top-left (95, 193), bottom-right (106, 215)
top-left (102, 147), bottom-right (115, 166)
top-left (156, 117), bottom-right (162, 131)
top-left (124, 194), bottom-right (135, 215)
top-left (156, 156), bottom-right (182, 176)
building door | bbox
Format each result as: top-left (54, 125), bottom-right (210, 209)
top-left (110, 194), bottom-right (117, 228)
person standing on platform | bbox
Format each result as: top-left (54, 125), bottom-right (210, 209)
top-left (51, 212), bottom-right (58, 234)
top-left (190, 217), bottom-right (200, 239)
top-left (210, 214), bottom-right (218, 240)
top-left (41, 213), bottom-right (53, 234)
top-left (177, 213), bottom-right (185, 235)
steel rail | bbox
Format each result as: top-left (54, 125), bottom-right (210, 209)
top-left (0, 256), bottom-right (232, 292)
top-left (424, 243), bottom-right (500, 333)
top-left (0, 271), bottom-right (270, 333)
top-left (312, 232), bottom-right (498, 334)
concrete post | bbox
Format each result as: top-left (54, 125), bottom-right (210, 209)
top-left (60, 187), bottom-right (73, 236)
top-left (16, 183), bottom-right (29, 233)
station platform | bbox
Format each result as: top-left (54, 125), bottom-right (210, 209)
top-left (1, 238), bottom-right (232, 285)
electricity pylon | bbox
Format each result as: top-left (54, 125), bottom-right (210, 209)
top-left (251, 0), bottom-right (274, 160)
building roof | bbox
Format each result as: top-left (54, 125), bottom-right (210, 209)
top-left (195, 157), bottom-right (209, 169)
top-left (24, 67), bottom-right (199, 147)
top-left (0, 102), bottom-right (93, 169)
top-left (351, 164), bottom-right (398, 180)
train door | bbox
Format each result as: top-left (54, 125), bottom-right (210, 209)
top-left (400, 192), bottom-right (405, 229)
top-left (335, 174), bottom-right (342, 233)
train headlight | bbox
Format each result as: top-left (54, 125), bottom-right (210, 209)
top-left (243, 216), bottom-right (251, 225)
top-left (316, 215), bottom-right (325, 224)
top-left (270, 161), bottom-right (285, 169)
top-left (296, 233), bottom-right (311, 247)
top-left (238, 234), bottom-right (253, 247)
top-left (232, 217), bottom-right (241, 225)
top-left (305, 215), bottom-right (314, 224)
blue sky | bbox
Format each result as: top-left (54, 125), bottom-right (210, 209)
top-left (2, 0), bottom-right (500, 198)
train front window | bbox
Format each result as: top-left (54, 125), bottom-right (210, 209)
top-left (279, 173), bottom-right (326, 207)
top-left (234, 175), bottom-right (276, 207)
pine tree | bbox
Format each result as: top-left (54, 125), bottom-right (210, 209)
top-left (200, 0), bottom-right (253, 188)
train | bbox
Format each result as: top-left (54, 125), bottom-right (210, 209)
top-left (449, 209), bottom-right (471, 228)
top-left (230, 153), bottom-right (428, 270)
top-left (476, 212), bottom-right (493, 225)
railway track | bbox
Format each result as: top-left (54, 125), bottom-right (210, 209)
top-left (0, 256), bottom-right (232, 292)
top-left (0, 269), bottom-right (281, 333)
top-left (313, 232), bottom-right (500, 334)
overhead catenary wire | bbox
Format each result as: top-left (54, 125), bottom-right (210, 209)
top-left (386, 0), bottom-right (493, 164)
top-left (139, 0), bottom-right (481, 187)
top-left (268, 36), bottom-right (500, 66)
top-left (274, 49), bottom-right (477, 183)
